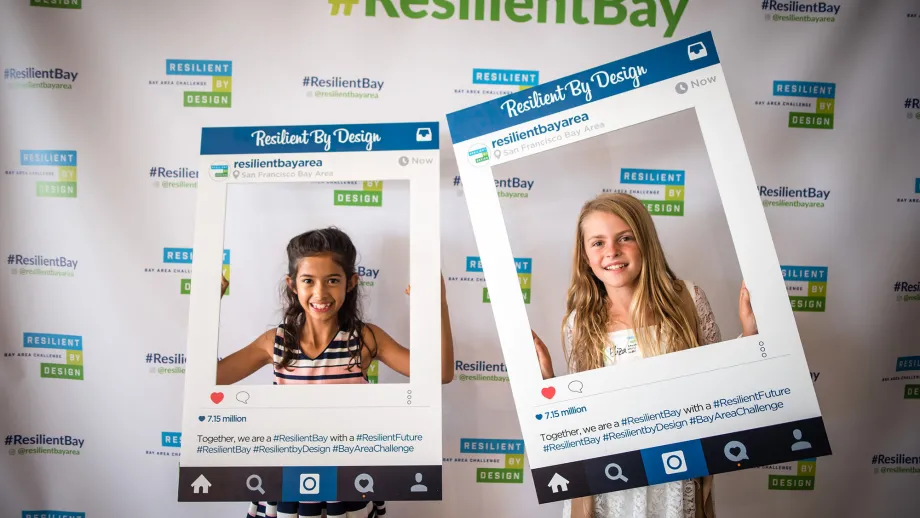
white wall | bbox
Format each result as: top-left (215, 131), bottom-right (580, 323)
top-left (1, 1), bottom-right (918, 517)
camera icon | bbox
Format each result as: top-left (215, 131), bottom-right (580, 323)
top-left (661, 450), bottom-right (687, 475)
top-left (300, 473), bottom-right (320, 495)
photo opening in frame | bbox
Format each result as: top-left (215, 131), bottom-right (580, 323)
top-left (488, 107), bottom-right (746, 380)
top-left (216, 180), bottom-right (412, 386)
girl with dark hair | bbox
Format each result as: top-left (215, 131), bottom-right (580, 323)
top-left (216, 227), bottom-right (455, 518)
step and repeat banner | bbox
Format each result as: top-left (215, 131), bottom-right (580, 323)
top-left (1, 1), bottom-right (918, 517)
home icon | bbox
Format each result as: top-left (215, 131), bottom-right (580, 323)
top-left (548, 473), bottom-right (569, 493)
top-left (191, 474), bottom-right (212, 494)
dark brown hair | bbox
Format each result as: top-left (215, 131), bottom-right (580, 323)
top-left (276, 227), bottom-right (375, 371)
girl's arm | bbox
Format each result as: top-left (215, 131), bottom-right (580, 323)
top-left (532, 311), bottom-right (569, 380)
top-left (364, 323), bottom-right (409, 378)
top-left (569, 496), bottom-right (595, 518)
top-left (438, 274), bottom-right (455, 383)
top-left (370, 274), bottom-right (455, 384)
top-left (216, 329), bottom-right (275, 385)
top-left (739, 281), bottom-right (758, 337)
top-left (533, 330), bottom-right (554, 379)
top-left (215, 275), bottom-right (274, 385)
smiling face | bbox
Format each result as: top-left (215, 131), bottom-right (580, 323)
top-left (581, 210), bottom-right (643, 291)
top-left (286, 253), bottom-right (357, 324)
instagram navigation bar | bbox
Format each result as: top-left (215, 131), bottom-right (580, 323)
top-left (178, 464), bottom-right (441, 502)
top-left (531, 417), bottom-right (830, 503)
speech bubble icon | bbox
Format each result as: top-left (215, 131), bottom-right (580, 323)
top-left (568, 380), bottom-right (583, 393)
top-left (236, 391), bottom-right (250, 404)
top-left (724, 440), bottom-right (748, 462)
top-left (354, 473), bottom-right (374, 493)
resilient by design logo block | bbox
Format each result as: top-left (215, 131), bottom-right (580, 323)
top-left (466, 143), bottom-right (490, 166)
top-left (895, 178), bottom-right (920, 205)
top-left (880, 356), bottom-right (920, 400)
top-left (466, 256), bottom-right (532, 304)
top-left (604, 168), bottom-right (685, 216)
top-left (366, 360), bottom-right (379, 383)
top-left (451, 438), bottom-right (526, 484)
top-left (146, 431), bottom-right (181, 458)
top-left (765, 458), bottom-right (817, 491)
top-left (143, 248), bottom-right (230, 295)
top-left (29, 0), bottom-right (81, 8)
top-left (781, 265), bottom-right (827, 312)
top-left (3, 150), bottom-right (78, 197)
top-left (2, 333), bottom-right (84, 381)
top-left (457, 68), bottom-right (539, 97)
top-left (333, 180), bottom-right (384, 207)
top-left (756, 81), bottom-right (836, 130)
top-left (152, 59), bottom-right (232, 108)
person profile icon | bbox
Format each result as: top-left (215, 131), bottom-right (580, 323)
top-left (791, 429), bottom-right (812, 451)
top-left (410, 472), bottom-right (427, 492)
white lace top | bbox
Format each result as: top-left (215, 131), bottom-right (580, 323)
top-left (561, 281), bottom-right (723, 518)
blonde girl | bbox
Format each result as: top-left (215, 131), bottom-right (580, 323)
top-left (532, 193), bottom-right (758, 518)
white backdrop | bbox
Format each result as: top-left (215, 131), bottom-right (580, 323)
top-left (2, 1), bottom-right (919, 517)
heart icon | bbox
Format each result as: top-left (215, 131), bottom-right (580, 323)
top-left (198, 416), bottom-right (205, 422)
top-left (535, 414), bottom-right (543, 421)
top-left (541, 387), bottom-right (556, 399)
top-left (210, 392), bottom-right (224, 404)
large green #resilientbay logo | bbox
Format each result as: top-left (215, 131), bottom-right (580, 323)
top-left (329, 0), bottom-right (689, 37)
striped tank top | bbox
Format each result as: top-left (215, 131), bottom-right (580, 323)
top-left (246, 326), bottom-right (386, 518)
top-left (272, 326), bottom-right (368, 385)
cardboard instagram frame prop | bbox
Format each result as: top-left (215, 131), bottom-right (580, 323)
top-left (446, 33), bottom-right (830, 503)
top-left (178, 122), bottom-right (443, 503)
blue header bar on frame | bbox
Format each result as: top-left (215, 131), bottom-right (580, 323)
top-left (446, 32), bottom-right (720, 144)
top-left (200, 122), bottom-right (440, 155)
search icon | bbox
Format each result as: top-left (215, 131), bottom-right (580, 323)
top-left (568, 380), bottom-right (583, 393)
top-left (246, 474), bottom-right (265, 495)
top-left (605, 463), bottom-right (628, 483)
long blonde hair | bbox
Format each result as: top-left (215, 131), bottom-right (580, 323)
top-left (562, 193), bottom-right (701, 373)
